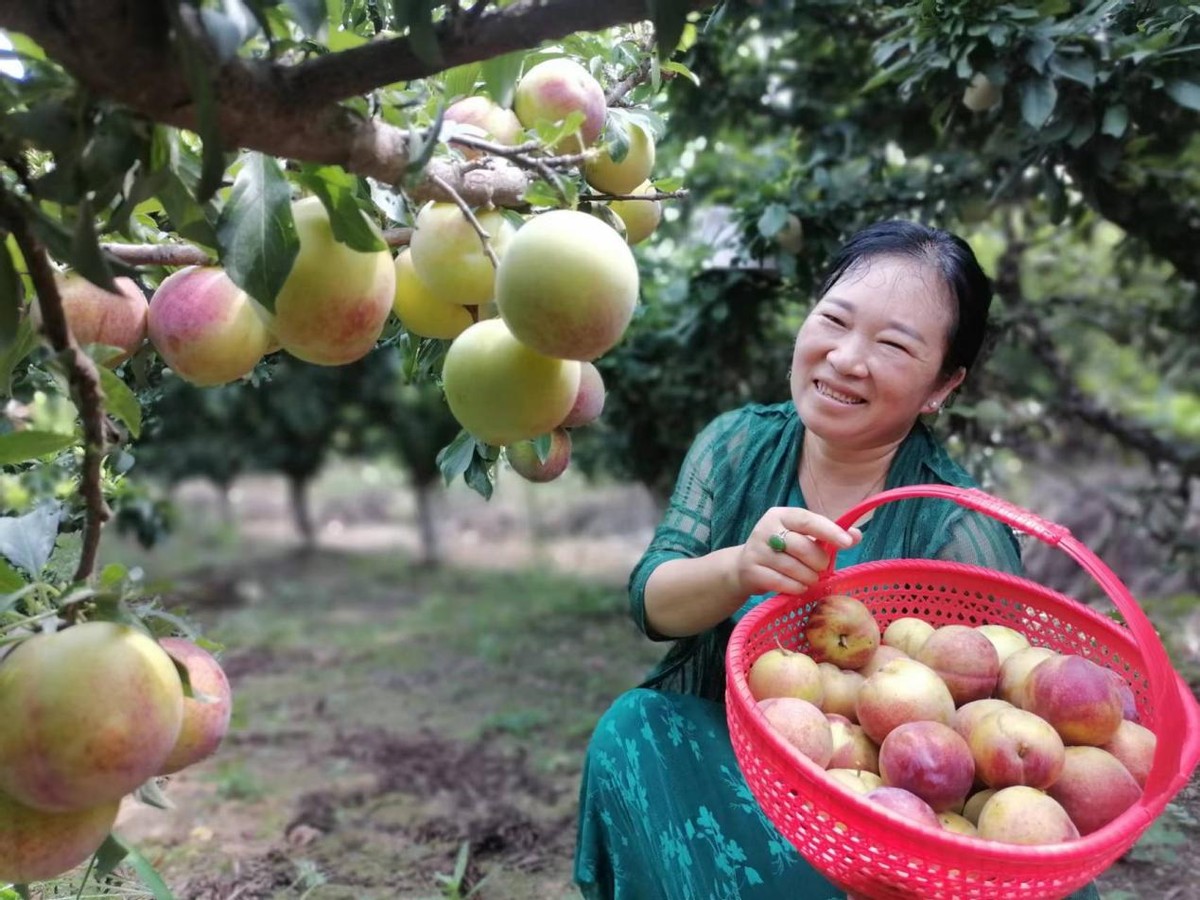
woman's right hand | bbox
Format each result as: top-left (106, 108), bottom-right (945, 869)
top-left (735, 506), bottom-right (861, 597)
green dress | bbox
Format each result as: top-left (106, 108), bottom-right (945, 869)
top-left (574, 402), bottom-right (1101, 900)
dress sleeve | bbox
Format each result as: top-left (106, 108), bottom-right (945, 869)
top-left (932, 508), bottom-right (1024, 575)
top-left (627, 412), bottom-right (737, 640)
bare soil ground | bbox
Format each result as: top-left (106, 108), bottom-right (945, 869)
top-left (76, 466), bottom-right (1200, 900)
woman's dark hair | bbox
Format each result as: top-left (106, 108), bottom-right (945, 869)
top-left (817, 220), bottom-right (993, 376)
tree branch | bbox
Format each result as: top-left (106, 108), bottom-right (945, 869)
top-left (101, 227), bottom-right (416, 269)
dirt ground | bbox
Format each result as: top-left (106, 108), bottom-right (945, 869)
top-left (83, 467), bottom-right (1200, 900)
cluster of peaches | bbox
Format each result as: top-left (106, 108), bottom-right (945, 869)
top-left (749, 595), bottom-right (1155, 845)
top-left (0, 623), bottom-right (233, 885)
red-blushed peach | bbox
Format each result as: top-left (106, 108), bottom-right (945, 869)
top-left (953, 698), bottom-right (1014, 745)
top-left (817, 662), bottom-right (865, 721)
top-left (968, 707), bottom-right (1065, 790)
top-left (1106, 668), bottom-right (1141, 722)
top-left (804, 594), bottom-right (880, 669)
top-left (858, 643), bottom-right (909, 678)
top-left (975, 624), bottom-right (1031, 666)
top-left (513, 58), bottom-right (606, 153)
top-left (976, 786), bottom-right (1080, 845)
top-left (961, 788), bottom-right (997, 825)
top-left (1024, 655), bottom-right (1124, 746)
top-left (559, 361), bottom-right (606, 428)
top-left (1101, 719), bottom-right (1156, 788)
top-left (826, 714), bottom-right (880, 773)
top-left (1047, 746), bottom-right (1142, 835)
top-left (758, 697), bottom-right (833, 767)
top-left (409, 202), bottom-right (516, 307)
top-left (879, 720), bottom-right (975, 812)
top-left (996, 645), bottom-right (1058, 707)
top-left (46, 273), bottom-right (147, 365)
top-left (826, 768), bottom-right (884, 796)
top-left (443, 96), bottom-right (522, 157)
top-left (157, 637), bottom-right (233, 775)
top-left (506, 428), bottom-right (572, 483)
top-left (881, 617), bottom-right (935, 658)
top-left (915, 624), bottom-right (1000, 705)
top-left (938, 811), bottom-right (978, 836)
top-left (747, 646), bottom-right (823, 705)
top-left (855, 657), bottom-right (956, 745)
top-left (864, 786), bottom-right (942, 830)
top-left (585, 123), bottom-right (656, 195)
top-left (0, 790), bottom-right (120, 883)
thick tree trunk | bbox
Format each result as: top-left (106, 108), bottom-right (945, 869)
top-left (288, 474), bottom-right (316, 548)
top-left (413, 479), bottom-right (440, 569)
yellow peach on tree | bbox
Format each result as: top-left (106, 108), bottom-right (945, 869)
top-left (609, 181), bottom-right (663, 246)
top-left (0, 789), bottom-right (120, 884)
top-left (513, 57), bottom-right (606, 153)
top-left (409, 202), bottom-right (516, 306)
top-left (392, 249), bottom-right (475, 340)
top-left (585, 123), bottom-right (656, 194)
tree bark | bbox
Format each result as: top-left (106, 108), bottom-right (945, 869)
top-left (413, 479), bottom-right (441, 569)
top-left (288, 474), bottom-right (317, 548)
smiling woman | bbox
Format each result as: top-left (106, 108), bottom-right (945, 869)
top-left (572, 220), bottom-right (1103, 899)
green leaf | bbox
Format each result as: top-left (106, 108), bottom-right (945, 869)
top-left (463, 451), bottom-right (494, 500)
top-left (0, 239), bottom-right (24, 351)
top-left (102, 835), bottom-right (176, 900)
top-left (436, 429), bottom-right (477, 486)
top-left (1048, 53), bottom-right (1095, 88)
top-left (92, 833), bottom-right (130, 879)
top-left (0, 503), bottom-right (60, 577)
top-left (1019, 77), bottom-right (1057, 129)
top-left (70, 197), bottom-right (118, 292)
top-left (442, 62), bottom-right (482, 100)
top-left (396, 0), bottom-right (443, 68)
top-left (1024, 36), bottom-right (1055, 73)
top-left (215, 153), bottom-right (299, 312)
top-left (1164, 79), bottom-right (1200, 111)
top-left (1101, 104), bottom-right (1129, 138)
top-left (0, 557), bottom-right (25, 593)
top-left (532, 432), bottom-right (552, 463)
top-left (284, 0), bottom-right (327, 37)
top-left (158, 170), bottom-right (219, 248)
top-left (295, 166), bottom-right (386, 252)
top-left (97, 368), bottom-right (143, 438)
top-left (0, 316), bottom-right (40, 397)
top-left (660, 60), bottom-right (700, 87)
top-left (648, 0), bottom-right (691, 59)
top-left (757, 203), bottom-right (789, 238)
top-left (481, 52), bottom-right (524, 109)
top-left (0, 430), bottom-right (75, 465)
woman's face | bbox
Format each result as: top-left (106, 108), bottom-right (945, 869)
top-left (790, 255), bottom-right (965, 451)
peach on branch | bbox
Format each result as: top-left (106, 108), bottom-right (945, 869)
top-left (264, 196), bottom-right (395, 366)
top-left (747, 646), bottom-right (823, 705)
top-left (147, 266), bottom-right (272, 386)
top-left (157, 637), bottom-right (233, 775)
top-left (513, 57), bottom-right (606, 153)
top-left (976, 786), bottom-right (1080, 846)
top-left (804, 594), bottom-right (880, 669)
top-left (826, 714), bottom-right (880, 773)
top-left (585, 123), bottom-right (656, 195)
top-left (915, 624), bottom-right (1000, 705)
top-left (559, 361), bottom-right (606, 428)
top-left (817, 661), bottom-right (865, 721)
top-left (45, 272), bottom-right (147, 365)
top-left (0, 622), bottom-right (183, 812)
top-left (881, 616), bottom-right (935, 658)
top-left (758, 697), bottom-right (833, 767)
top-left (1101, 719), bottom-right (1156, 788)
top-left (879, 720), bottom-right (975, 812)
top-left (495, 209), bottom-right (639, 361)
top-left (392, 249), bottom-right (475, 340)
top-left (506, 428), bottom-right (572, 483)
top-left (609, 181), bottom-right (663, 246)
top-left (975, 623), bottom-right (1031, 667)
top-left (968, 707), bottom-right (1065, 790)
top-left (1024, 655), bottom-right (1124, 746)
top-left (962, 73), bottom-right (1002, 112)
top-left (0, 790), bottom-right (120, 884)
top-left (996, 645), bottom-right (1057, 707)
top-left (855, 657), bottom-right (955, 745)
top-left (408, 202), bottom-right (516, 307)
top-left (443, 96), bottom-right (522, 156)
top-left (441, 319), bottom-right (580, 447)
top-left (1047, 746), bottom-right (1142, 835)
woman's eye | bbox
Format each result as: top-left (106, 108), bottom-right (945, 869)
top-left (821, 313), bottom-right (845, 326)
top-left (880, 340), bottom-right (909, 353)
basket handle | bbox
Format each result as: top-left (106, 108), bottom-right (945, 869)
top-left (821, 484), bottom-right (1200, 804)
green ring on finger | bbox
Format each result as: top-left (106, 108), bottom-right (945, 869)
top-left (768, 529), bottom-right (789, 552)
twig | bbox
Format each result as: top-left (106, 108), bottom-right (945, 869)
top-left (98, 228), bottom-right (416, 269)
top-left (579, 188), bottom-right (689, 202)
top-left (606, 32), bottom-right (658, 106)
top-left (0, 189), bottom-right (111, 587)
top-left (429, 173), bottom-right (500, 269)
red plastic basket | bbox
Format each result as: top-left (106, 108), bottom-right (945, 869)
top-left (726, 486), bottom-right (1200, 900)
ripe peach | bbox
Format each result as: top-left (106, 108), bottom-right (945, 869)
top-left (865, 786), bottom-right (941, 830)
top-left (915, 624), bottom-right (1000, 705)
top-left (513, 58), bottom-right (606, 152)
top-left (996, 645), bottom-right (1057, 707)
top-left (392, 248), bottom-right (474, 340)
top-left (758, 697), bottom-right (833, 767)
top-left (879, 720), bottom-right (975, 812)
top-left (608, 181), bottom-right (662, 245)
top-left (0, 790), bottom-right (120, 884)
top-left (585, 123), bottom-right (656, 194)
top-left (826, 714), bottom-right (880, 773)
top-left (0, 622), bottom-right (183, 811)
top-left (559, 361), bottom-right (606, 428)
top-left (855, 658), bottom-right (955, 745)
top-left (443, 95), bottom-right (522, 156)
top-left (976, 786), bottom-right (1079, 845)
top-left (975, 623), bottom-right (1031, 666)
top-left (952, 698), bottom-right (1014, 745)
top-left (826, 768), bottom-right (883, 796)
top-left (804, 594), bottom-right (880, 669)
top-left (47, 273), bottom-right (148, 365)
top-left (408, 202), bottom-right (516, 307)
top-left (1106, 668), bottom-right (1140, 722)
top-left (1047, 746), bottom-right (1142, 835)
top-left (1024, 655), bottom-right (1124, 746)
top-left (938, 811), bottom-right (977, 836)
top-left (506, 428), bottom-right (572, 483)
top-left (968, 707), bottom-right (1065, 790)
top-left (747, 646), bottom-right (823, 705)
top-left (157, 637), bottom-right (233, 775)
top-left (858, 644), bottom-right (909, 678)
top-left (817, 661), bottom-right (865, 721)
top-left (961, 788), bottom-right (997, 825)
top-left (1100, 719), bottom-right (1156, 788)
top-left (881, 616), bottom-right (935, 658)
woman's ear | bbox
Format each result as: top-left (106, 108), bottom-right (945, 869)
top-left (923, 367), bottom-right (966, 413)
